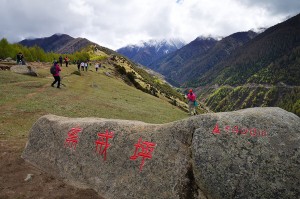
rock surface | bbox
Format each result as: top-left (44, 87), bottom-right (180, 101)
top-left (10, 65), bottom-right (38, 76)
top-left (191, 107), bottom-right (300, 199)
top-left (22, 107), bottom-right (300, 199)
top-left (22, 116), bottom-right (195, 199)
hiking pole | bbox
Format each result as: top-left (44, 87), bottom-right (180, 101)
top-left (60, 76), bottom-right (66, 87)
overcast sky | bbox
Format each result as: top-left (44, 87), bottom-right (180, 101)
top-left (1, 0), bottom-right (299, 50)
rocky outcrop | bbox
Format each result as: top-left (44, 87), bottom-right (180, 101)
top-left (10, 65), bottom-right (38, 76)
top-left (191, 107), bottom-right (300, 199)
top-left (0, 60), bottom-right (18, 70)
top-left (22, 107), bottom-right (300, 199)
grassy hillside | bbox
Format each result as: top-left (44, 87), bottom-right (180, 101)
top-left (194, 13), bottom-right (300, 87)
top-left (0, 62), bottom-right (189, 141)
top-left (197, 84), bottom-right (300, 117)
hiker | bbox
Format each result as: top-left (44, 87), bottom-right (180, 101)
top-left (51, 62), bottom-right (61, 89)
top-left (16, 52), bottom-right (25, 65)
top-left (84, 62), bottom-right (88, 71)
top-left (80, 62), bottom-right (85, 71)
top-left (77, 60), bottom-right (81, 71)
top-left (59, 56), bottom-right (63, 66)
top-left (64, 56), bottom-right (69, 67)
top-left (187, 89), bottom-right (197, 115)
top-left (95, 63), bottom-right (99, 72)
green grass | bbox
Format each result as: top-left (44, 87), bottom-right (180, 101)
top-left (0, 64), bottom-right (188, 140)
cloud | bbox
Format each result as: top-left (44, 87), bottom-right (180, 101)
top-left (0, 0), bottom-right (299, 50)
top-left (238, 0), bottom-right (300, 15)
top-left (176, 0), bottom-right (184, 4)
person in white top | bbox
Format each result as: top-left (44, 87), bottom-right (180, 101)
top-left (80, 62), bottom-right (85, 71)
top-left (84, 62), bottom-right (88, 71)
top-left (95, 63), bottom-right (99, 72)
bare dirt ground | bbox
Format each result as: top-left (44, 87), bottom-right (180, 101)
top-left (0, 139), bottom-right (105, 199)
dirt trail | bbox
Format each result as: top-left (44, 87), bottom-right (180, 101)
top-left (0, 139), bottom-right (105, 199)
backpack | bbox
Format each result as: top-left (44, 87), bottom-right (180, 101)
top-left (50, 64), bottom-right (56, 75)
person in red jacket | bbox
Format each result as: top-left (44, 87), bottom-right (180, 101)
top-left (187, 89), bottom-right (197, 115)
top-left (64, 56), bottom-right (69, 67)
top-left (51, 62), bottom-right (61, 88)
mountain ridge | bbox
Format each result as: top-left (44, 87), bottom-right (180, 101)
top-left (116, 38), bottom-right (185, 67)
top-left (148, 31), bottom-right (257, 86)
top-left (19, 34), bottom-right (95, 54)
top-left (191, 13), bottom-right (300, 117)
top-left (194, 12), bottom-right (300, 87)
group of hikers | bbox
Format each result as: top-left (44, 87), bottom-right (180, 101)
top-left (76, 60), bottom-right (101, 72)
top-left (59, 56), bottom-right (69, 67)
top-left (50, 55), bottom-right (199, 116)
top-left (50, 56), bottom-right (102, 89)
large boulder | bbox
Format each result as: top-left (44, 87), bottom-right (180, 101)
top-left (10, 65), bottom-right (38, 76)
top-left (191, 107), bottom-right (300, 199)
top-left (22, 115), bottom-right (196, 198)
top-left (22, 107), bottom-right (300, 199)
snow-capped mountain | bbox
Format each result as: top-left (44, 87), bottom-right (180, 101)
top-left (116, 38), bottom-right (185, 66)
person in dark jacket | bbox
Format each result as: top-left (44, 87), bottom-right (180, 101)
top-left (51, 62), bottom-right (61, 88)
top-left (59, 56), bottom-right (63, 66)
top-left (16, 52), bottom-right (25, 65)
top-left (76, 60), bottom-right (81, 71)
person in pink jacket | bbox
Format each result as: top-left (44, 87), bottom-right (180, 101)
top-left (51, 62), bottom-right (61, 88)
top-left (187, 89), bottom-right (197, 115)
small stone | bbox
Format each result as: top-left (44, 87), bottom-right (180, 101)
top-left (24, 174), bottom-right (34, 182)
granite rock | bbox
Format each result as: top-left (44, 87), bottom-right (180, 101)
top-left (191, 107), bottom-right (300, 199)
top-left (22, 107), bottom-right (300, 199)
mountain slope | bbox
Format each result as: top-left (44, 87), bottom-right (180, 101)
top-left (16, 34), bottom-right (188, 111)
top-left (183, 31), bottom-right (257, 85)
top-left (19, 34), bottom-right (94, 54)
top-left (195, 13), bottom-right (300, 87)
top-left (64, 42), bottom-right (192, 113)
top-left (149, 31), bottom-right (257, 86)
top-left (116, 39), bottom-right (185, 67)
top-left (148, 37), bottom-right (218, 86)
top-left (190, 13), bottom-right (300, 117)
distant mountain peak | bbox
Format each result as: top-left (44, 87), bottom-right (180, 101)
top-left (18, 33), bottom-right (92, 54)
top-left (117, 38), bottom-right (186, 66)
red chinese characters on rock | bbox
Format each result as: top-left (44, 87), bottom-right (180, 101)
top-left (63, 127), bottom-right (158, 170)
top-left (95, 130), bottom-right (114, 161)
top-left (212, 123), bottom-right (221, 134)
top-left (130, 138), bottom-right (156, 172)
top-left (212, 123), bottom-right (267, 137)
top-left (64, 127), bottom-right (83, 150)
